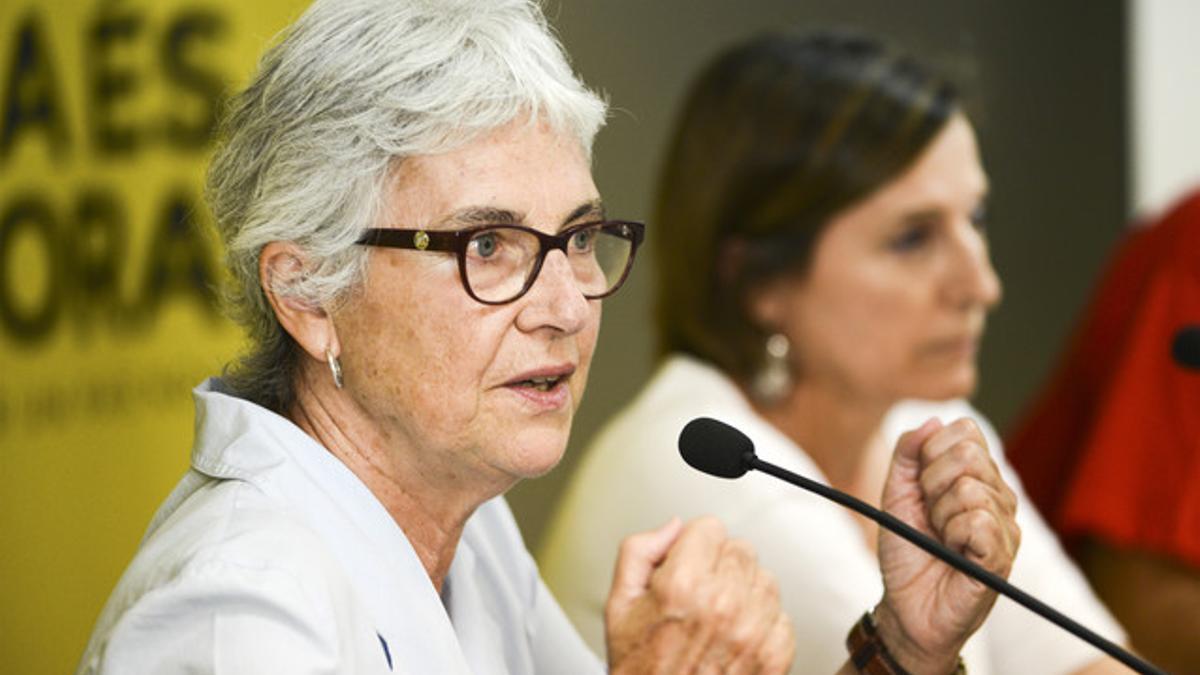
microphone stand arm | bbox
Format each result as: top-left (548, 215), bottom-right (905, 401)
top-left (745, 453), bottom-right (1165, 675)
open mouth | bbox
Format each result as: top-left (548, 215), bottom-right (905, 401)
top-left (511, 375), bottom-right (566, 392)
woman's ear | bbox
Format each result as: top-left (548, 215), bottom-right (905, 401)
top-left (746, 275), bottom-right (792, 332)
top-left (721, 239), bottom-right (794, 332)
top-left (259, 241), bottom-right (339, 360)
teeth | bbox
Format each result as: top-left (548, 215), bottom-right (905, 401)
top-left (521, 376), bottom-right (561, 391)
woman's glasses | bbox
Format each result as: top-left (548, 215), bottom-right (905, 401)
top-left (356, 220), bottom-right (645, 305)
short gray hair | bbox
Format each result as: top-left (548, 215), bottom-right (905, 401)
top-left (206, 0), bottom-right (607, 413)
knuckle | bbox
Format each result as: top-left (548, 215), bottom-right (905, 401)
top-left (966, 509), bottom-right (993, 532)
top-left (709, 588), bottom-right (742, 626)
top-left (945, 509), bottom-right (973, 535)
top-left (930, 499), bottom-right (954, 531)
top-left (774, 610), bottom-right (794, 639)
top-left (694, 515), bottom-right (727, 538)
top-left (951, 416), bottom-right (982, 438)
top-left (652, 572), bottom-right (695, 612)
top-left (725, 614), bottom-right (757, 648)
top-left (708, 594), bottom-right (732, 622)
top-left (951, 476), bottom-right (986, 506)
top-left (725, 537), bottom-right (757, 564)
top-left (949, 439), bottom-right (976, 464)
top-left (918, 433), bottom-right (942, 462)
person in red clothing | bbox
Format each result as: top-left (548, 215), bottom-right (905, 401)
top-left (1007, 188), bottom-right (1200, 672)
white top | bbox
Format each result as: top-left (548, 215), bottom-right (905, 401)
top-left (77, 379), bottom-right (602, 675)
top-left (540, 355), bottom-right (1125, 675)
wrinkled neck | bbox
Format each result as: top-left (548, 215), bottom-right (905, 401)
top-left (287, 359), bottom-right (497, 591)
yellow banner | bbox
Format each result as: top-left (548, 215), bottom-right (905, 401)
top-left (0, 2), bottom-right (307, 672)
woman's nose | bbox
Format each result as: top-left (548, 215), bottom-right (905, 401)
top-left (515, 250), bottom-right (591, 334)
top-left (947, 228), bottom-right (1003, 310)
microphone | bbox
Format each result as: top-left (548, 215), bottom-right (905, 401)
top-left (678, 417), bottom-right (1165, 675)
top-left (1172, 325), bottom-right (1200, 370)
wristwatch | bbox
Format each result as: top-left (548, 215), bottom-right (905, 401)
top-left (846, 612), bottom-right (966, 675)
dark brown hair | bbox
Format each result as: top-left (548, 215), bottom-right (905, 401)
top-left (653, 30), bottom-right (959, 383)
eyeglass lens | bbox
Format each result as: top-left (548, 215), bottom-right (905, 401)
top-left (464, 224), bottom-right (634, 303)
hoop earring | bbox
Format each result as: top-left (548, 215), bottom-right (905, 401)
top-left (326, 348), bottom-right (344, 389)
top-left (751, 333), bottom-right (791, 404)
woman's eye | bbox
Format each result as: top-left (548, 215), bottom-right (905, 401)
top-left (571, 229), bottom-right (595, 251)
top-left (890, 224), bottom-right (932, 252)
top-left (471, 233), bottom-right (498, 258)
top-left (970, 203), bottom-right (989, 233)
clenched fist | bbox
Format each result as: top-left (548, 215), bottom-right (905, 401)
top-left (872, 417), bottom-right (1021, 674)
top-left (605, 516), bottom-right (795, 674)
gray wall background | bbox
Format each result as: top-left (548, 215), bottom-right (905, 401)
top-left (509, 0), bottom-right (1128, 549)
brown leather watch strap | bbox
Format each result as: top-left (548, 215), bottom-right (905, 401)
top-left (845, 612), bottom-right (966, 675)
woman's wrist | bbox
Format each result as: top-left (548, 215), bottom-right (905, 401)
top-left (858, 603), bottom-right (964, 675)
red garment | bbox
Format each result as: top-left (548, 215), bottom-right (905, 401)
top-left (1007, 189), bottom-right (1200, 568)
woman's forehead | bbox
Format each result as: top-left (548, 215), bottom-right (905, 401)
top-left (838, 116), bottom-right (986, 227)
top-left (383, 123), bottom-right (599, 230)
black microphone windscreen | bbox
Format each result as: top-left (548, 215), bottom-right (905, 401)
top-left (678, 417), bottom-right (755, 478)
top-left (1173, 326), bottom-right (1200, 370)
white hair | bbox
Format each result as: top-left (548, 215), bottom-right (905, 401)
top-left (206, 0), bottom-right (607, 411)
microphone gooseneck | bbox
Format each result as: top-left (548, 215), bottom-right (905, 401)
top-left (1172, 325), bottom-right (1200, 370)
top-left (678, 417), bottom-right (1166, 675)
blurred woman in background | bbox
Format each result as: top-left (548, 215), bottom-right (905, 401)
top-left (542, 30), bottom-right (1127, 674)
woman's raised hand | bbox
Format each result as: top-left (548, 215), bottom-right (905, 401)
top-left (873, 417), bottom-right (1022, 675)
top-left (604, 516), bottom-right (795, 674)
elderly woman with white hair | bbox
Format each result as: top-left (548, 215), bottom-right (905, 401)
top-left (76, 1), bottom-right (1020, 673)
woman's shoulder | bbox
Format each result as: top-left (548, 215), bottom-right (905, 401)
top-left (123, 474), bottom-right (338, 603)
top-left (78, 475), bottom-right (359, 672)
top-left (552, 355), bottom-right (833, 547)
top-left (585, 356), bottom-right (758, 466)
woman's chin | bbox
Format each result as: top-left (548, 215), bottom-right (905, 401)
top-left (522, 456), bottom-right (564, 480)
top-left (505, 431), bottom-right (571, 480)
top-left (902, 366), bottom-right (979, 403)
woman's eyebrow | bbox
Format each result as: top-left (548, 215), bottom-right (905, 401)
top-left (434, 199), bottom-right (604, 230)
top-left (899, 207), bottom-right (944, 224)
top-left (897, 191), bottom-right (990, 225)
top-left (439, 206), bottom-right (525, 227)
top-left (560, 199), bottom-right (605, 228)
